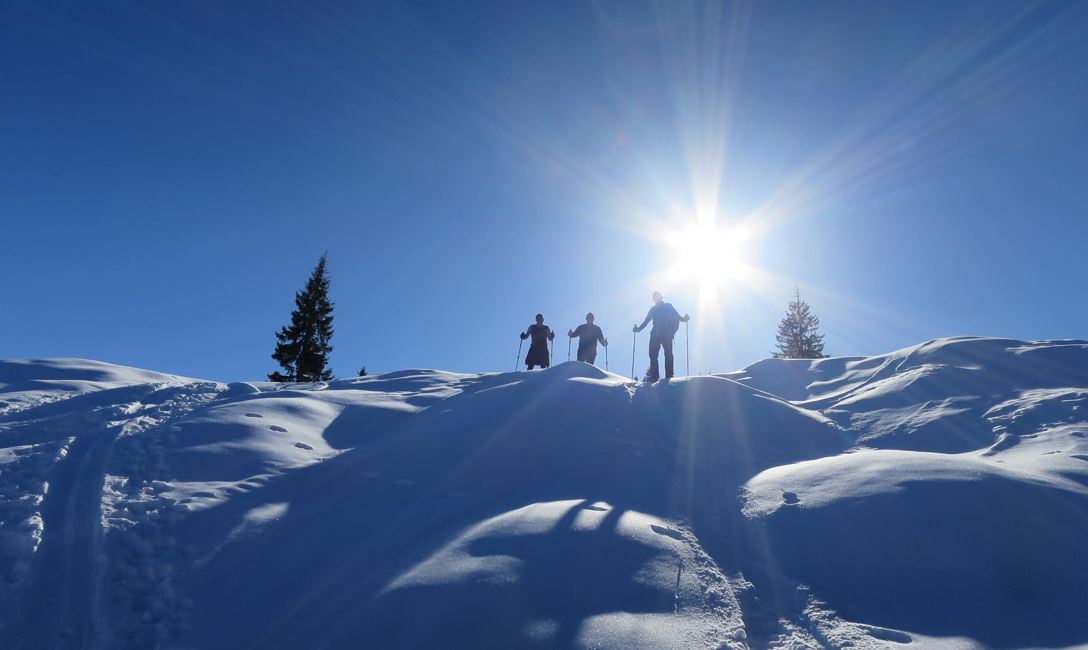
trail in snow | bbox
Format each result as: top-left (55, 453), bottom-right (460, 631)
top-left (15, 423), bottom-right (115, 649)
top-left (1, 372), bottom-right (223, 650)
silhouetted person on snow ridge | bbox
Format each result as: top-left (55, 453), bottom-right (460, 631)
top-left (567, 313), bottom-right (608, 365)
top-left (521, 313), bottom-right (555, 370)
top-left (633, 291), bottom-right (689, 381)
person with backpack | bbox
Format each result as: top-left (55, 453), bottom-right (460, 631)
top-left (520, 313), bottom-right (555, 370)
top-left (632, 292), bottom-right (689, 381)
top-left (567, 313), bottom-right (608, 365)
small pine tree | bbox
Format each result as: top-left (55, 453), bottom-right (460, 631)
top-left (773, 288), bottom-right (827, 359)
top-left (269, 255), bottom-right (335, 382)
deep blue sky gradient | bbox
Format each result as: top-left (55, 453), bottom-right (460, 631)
top-left (3, 1), bottom-right (1087, 380)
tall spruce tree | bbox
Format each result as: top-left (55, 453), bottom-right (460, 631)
top-left (269, 255), bottom-right (335, 382)
top-left (773, 288), bottom-right (827, 359)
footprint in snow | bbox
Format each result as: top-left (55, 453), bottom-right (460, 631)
top-left (650, 524), bottom-right (685, 540)
top-left (782, 491), bottom-right (801, 505)
top-left (269, 425), bottom-right (288, 432)
top-left (294, 442), bottom-right (314, 450)
top-left (245, 413), bottom-right (263, 418)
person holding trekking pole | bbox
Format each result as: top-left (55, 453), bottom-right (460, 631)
top-left (567, 313), bottom-right (608, 366)
top-left (520, 313), bottom-right (555, 370)
top-left (632, 291), bottom-right (689, 382)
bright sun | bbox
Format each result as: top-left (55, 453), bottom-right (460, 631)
top-left (665, 222), bottom-right (753, 295)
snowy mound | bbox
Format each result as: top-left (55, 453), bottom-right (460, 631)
top-left (1, 338), bottom-right (1087, 649)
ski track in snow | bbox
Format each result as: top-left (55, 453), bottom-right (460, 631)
top-left (16, 408), bottom-right (138, 650)
top-left (0, 377), bottom-right (225, 649)
top-left (1, 340), bottom-right (1087, 649)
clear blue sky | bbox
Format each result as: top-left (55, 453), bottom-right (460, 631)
top-left (3, 1), bottom-right (1087, 380)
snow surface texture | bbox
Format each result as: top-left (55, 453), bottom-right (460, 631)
top-left (0, 338), bottom-right (1086, 649)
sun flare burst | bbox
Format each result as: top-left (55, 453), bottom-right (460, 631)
top-left (664, 221), bottom-right (754, 300)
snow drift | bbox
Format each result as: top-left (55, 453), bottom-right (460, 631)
top-left (1, 337), bottom-right (1086, 649)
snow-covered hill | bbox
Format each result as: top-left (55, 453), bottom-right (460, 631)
top-left (1, 337), bottom-right (1086, 649)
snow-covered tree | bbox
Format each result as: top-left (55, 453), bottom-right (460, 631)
top-left (269, 255), bottom-right (335, 382)
top-left (773, 288), bottom-right (827, 359)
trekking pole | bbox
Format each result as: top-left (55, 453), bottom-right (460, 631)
top-left (567, 336), bottom-right (572, 362)
top-left (515, 338), bottom-right (523, 372)
top-left (605, 343), bottom-right (609, 371)
top-left (685, 320), bottom-right (690, 376)
top-left (631, 330), bottom-right (637, 379)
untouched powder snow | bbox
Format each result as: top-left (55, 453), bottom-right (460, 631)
top-left (1, 337), bottom-right (1086, 649)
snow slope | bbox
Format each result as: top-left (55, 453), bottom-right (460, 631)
top-left (1, 338), bottom-right (1086, 649)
